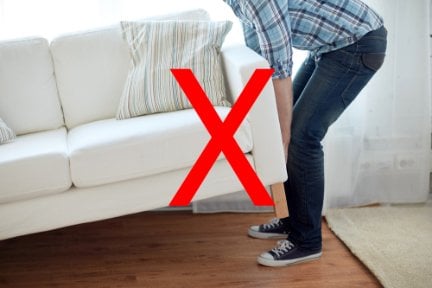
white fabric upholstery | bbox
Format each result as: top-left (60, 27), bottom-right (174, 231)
top-left (221, 46), bottom-right (287, 185)
top-left (68, 107), bottom-right (253, 188)
top-left (50, 9), bottom-right (212, 129)
top-left (0, 128), bottom-right (71, 204)
top-left (0, 156), bottom-right (253, 240)
top-left (0, 16), bottom-right (287, 241)
top-left (0, 37), bottom-right (64, 135)
top-left (50, 27), bottom-right (130, 129)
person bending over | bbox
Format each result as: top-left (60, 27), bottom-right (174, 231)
top-left (224, 0), bottom-right (387, 267)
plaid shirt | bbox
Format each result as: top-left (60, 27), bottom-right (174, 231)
top-left (224, 0), bottom-right (383, 78)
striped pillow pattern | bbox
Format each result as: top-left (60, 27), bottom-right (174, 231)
top-left (0, 118), bottom-right (15, 144)
top-left (117, 20), bottom-right (232, 119)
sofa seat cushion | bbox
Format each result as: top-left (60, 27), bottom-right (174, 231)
top-left (68, 107), bottom-right (253, 188)
top-left (0, 128), bottom-right (72, 204)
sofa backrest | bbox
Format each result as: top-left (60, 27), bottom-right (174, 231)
top-left (50, 9), bottom-right (212, 129)
top-left (50, 26), bottom-right (129, 129)
top-left (0, 37), bottom-right (65, 135)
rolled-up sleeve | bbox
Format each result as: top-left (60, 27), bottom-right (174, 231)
top-left (239, 0), bottom-right (293, 79)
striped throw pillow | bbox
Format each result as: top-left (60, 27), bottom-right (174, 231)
top-left (117, 20), bottom-right (232, 119)
top-left (0, 118), bottom-right (15, 144)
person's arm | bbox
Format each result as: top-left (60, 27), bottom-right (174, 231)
top-left (272, 77), bottom-right (293, 161)
top-left (240, 0), bottom-right (294, 161)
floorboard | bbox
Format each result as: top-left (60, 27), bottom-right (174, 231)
top-left (0, 211), bottom-right (381, 287)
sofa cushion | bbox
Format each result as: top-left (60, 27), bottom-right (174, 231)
top-left (50, 9), bottom-right (212, 129)
top-left (0, 37), bottom-right (65, 135)
top-left (68, 107), bottom-right (253, 188)
top-left (116, 20), bottom-right (232, 119)
top-left (0, 128), bottom-right (72, 204)
top-left (0, 118), bottom-right (15, 144)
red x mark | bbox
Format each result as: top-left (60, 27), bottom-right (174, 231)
top-left (169, 68), bottom-right (275, 206)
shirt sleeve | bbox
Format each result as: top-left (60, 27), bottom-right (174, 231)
top-left (240, 0), bottom-right (293, 79)
top-left (242, 22), bottom-right (261, 57)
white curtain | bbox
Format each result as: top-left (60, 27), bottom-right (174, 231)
top-left (322, 0), bottom-right (431, 211)
top-left (194, 0), bottom-right (431, 213)
top-left (0, 0), bottom-right (429, 213)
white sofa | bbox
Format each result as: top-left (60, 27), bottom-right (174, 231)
top-left (0, 12), bottom-right (287, 240)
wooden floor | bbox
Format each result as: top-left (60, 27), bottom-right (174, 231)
top-left (0, 211), bottom-right (381, 288)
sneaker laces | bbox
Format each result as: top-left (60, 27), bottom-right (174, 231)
top-left (271, 240), bottom-right (295, 257)
top-left (262, 218), bottom-right (282, 230)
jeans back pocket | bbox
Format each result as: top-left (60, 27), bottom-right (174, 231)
top-left (361, 53), bottom-right (386, 72)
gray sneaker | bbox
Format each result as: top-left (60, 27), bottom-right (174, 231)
top-left (248, 218), bottom-right (290, 239)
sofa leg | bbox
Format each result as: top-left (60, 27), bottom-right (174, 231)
top-left (270, 183), bottom-right (289, 219)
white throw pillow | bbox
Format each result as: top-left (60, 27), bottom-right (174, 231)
top-left (117, 20), bottom-right (232, 119)
top-left (0, 118), bottom-right (16, 144)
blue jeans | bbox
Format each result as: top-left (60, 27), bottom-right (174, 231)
top-left (285, 26), bottom-right (387, 250)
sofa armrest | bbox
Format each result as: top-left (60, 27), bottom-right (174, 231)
top-left (221, 45), bottom-right (287, 186)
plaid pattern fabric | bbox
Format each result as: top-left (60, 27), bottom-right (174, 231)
top-left (224, 0), bottom-right (383, 78)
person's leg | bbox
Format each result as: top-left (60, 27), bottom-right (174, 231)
top-left (258, 26), bottom-right (387, 266)
top-left (286, 27), bottom-right (387, 251)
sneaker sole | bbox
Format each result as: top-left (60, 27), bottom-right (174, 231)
top-left (257, 252), bottom-right (322, 267)
top-left (248, 228), bottom-right (288, 240)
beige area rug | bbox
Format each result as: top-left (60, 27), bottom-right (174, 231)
top-left (326, 202), bottom-right (432, 288)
